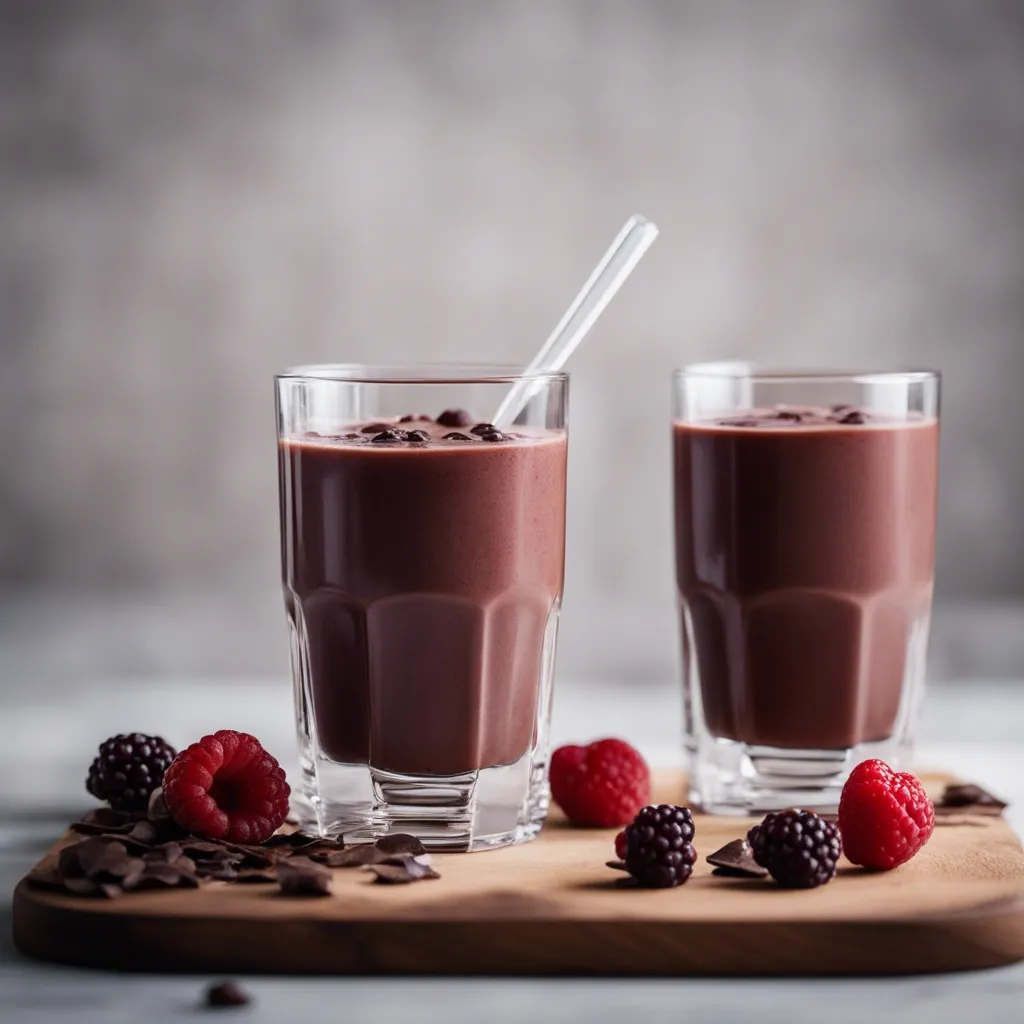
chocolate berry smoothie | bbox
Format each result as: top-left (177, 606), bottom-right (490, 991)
top-left (674, 406), bottom-right (939, 751)
top-left (279, 415), bottom-right (567, 778)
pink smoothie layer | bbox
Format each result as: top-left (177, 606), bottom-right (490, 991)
top-left (279, 416), bottom-right (567, 777)
top-left (674, 407), bottom-right (939, 750)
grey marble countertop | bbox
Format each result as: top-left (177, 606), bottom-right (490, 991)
top-left (3, 678), bottom-right (1023, 1023)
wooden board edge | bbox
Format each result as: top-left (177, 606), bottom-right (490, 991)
top-left (13, 879), bottom-right (1024, 977)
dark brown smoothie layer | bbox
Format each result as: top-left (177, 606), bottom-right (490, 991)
top-left (674, 407), bottom-right (938, 750)
top-left (280, 415), bottom-right (567, 777)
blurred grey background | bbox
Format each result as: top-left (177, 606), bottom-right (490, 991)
top-left (2, 0), bottom-right (1023, 691)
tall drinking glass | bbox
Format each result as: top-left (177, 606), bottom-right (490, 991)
top-left (277, 365), bottom-right (568, 850)
top-left (672, 364), bottom-right (940, 813)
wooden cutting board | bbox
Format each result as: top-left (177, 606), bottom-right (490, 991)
top-left (12, 771), bottom-right (1024, 976)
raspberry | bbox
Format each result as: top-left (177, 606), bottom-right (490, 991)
top-left (623, 804), bottom-right (697, 888)
top-left (748, 809), bottom-right (842, 888)
top-left (550, 738), bottom-right (651, 827)
top-left (162, 730), bottom-right (291, 844)
top-left (614, 830), bottom-right (628, 861)
top-left (86, 733), bottom-right (177, 811)
top-left (838, 759), bottom-right (935, 870)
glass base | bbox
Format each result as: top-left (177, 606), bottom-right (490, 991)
top-left (291, 751), bottom-right (550, 851)
top-left (688, 735), bottom-right (912, 815)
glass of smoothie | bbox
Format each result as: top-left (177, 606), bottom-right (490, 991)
top-left (673, 363), bottom-right (940, 814)
top-left (277, 364), bottom-right (568, 850)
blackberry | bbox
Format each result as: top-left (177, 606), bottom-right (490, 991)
top-left (747, 809), bottom-right (842, 888)
top-left (623, 804), bottom-right (697, 889)
top-left (86, 733), bottom-right (177, 811)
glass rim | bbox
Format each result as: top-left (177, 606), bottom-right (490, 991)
top-left (276, 362), bottom-right (568, 385)
top-left (674, 361), bottom-right (940, 385)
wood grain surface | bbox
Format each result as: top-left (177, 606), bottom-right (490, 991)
top-left (12, 771), bottom-right (1024, 976)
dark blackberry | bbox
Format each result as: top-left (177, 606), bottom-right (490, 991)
top-left (86, 733), bottom-right (177, 811)
top-left (623, 804), bottom-right (697, 889)
top-left (747, 809), bottom-right (842, 888)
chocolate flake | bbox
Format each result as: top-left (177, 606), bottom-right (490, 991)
top-left (937, 783), bottom-right (1007, 816)
top-left (205, 981), bottom-right (252, 1008)
top-left (367, 854), bottom-right (440, 884)
top-left (324, 845), bottom-right (387, 868)
top-left (360, 422), bottom-right (393, 433)
top-left (276, 856), bottom-right (333, 896)
top-left (375, 833), bottom-right (427, 857)
top-left (706, 838), bottom-right (768, 878)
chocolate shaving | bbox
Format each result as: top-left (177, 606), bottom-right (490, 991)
top-left (80, 807), bottom-right (136, 828)
top-left (605, 860), bottom-right (630, 872)
top-left (376, 833), bottom-right (427, 856)
top-left (233, 866), bottom-right (279, 884)
top-left (323, 845), bottom-right (387, 868)
top-left (127, 820), bottom-right (159, 845)
top-left (366, 854), bottom-right (440, 884)
top-left (277, 855), bottom-right (333, 896)
top-left (937, 783), bottom-right (1007, 816)
top-left (706, 838), bottom-right (768, 878)
top-left (205, 981), bottom-right (252, 1008)
top-left (147, 786), bottom-right (171, 822)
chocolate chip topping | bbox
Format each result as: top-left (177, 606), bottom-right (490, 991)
top-left (398, 414), bottom-right (432, 423)
top-left (205, 981), bottom-right (251, 1008)
top-left (706, 838), bottom-right (768, 878)
top-left (360, 422), bottom-right (394, 434)
top-left (371, 429), bottom-right (407, 443)
top-left (442, 432), bottom-right (473, 441)
top-left (774, 410), bottom-right (803, 422)
top-left (436, 409), bottom-right (473, 427)
top-left (479, 429), bottom-right (508, 443)
top-left (405, 429), bottom-right (430, 443)
top-left (837, 410), bottom-right (867, 425)
top-left (469, 422), bottom-right (496, 436)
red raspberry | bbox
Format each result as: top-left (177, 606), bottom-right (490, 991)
top-left (614, 830), bottom-right (628, 860)
top-left (162, 730), bottom-right (291, 844)
top-left (838, 759), bottom-right (935, 870)
top-left (550, 738), bottom-right (650, 828)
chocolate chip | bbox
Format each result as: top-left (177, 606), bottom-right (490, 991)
top-left (838, 410), bottom-right (867, 425)
top-left (469, 422), bottom-right (496, 436)
top-left (371, 429), bottom-right (406, 443)
top-left (375, 833), bottom-right (427, 856)
top-left (938, 783), bottom-right (1007, 815)
top-left (436, 409), bottom-right (473, 427)
top-left (405, 429), bottom-right (430, 443)
top-left (719, 418), bottom-right (762, 428)
top-left (205, 981), bottom-right (252, 1008)
top-left (276, 856), bottom-right (333, 896)
top-left (479, 429), bottom-right (507, 443)
top-left (360, 422), bottom-right (393, 433)
top-left (337, 432), bottom-right (361, 440)
top-left (442, 432), bottom-right (473, 441)
top-left (774, 410), bottom-right (803, 422)
top-left (367, 854), bottom-right (440, 884)
top-left (399, 414), bottom-right (432, 423)
top-left (706, 838), bottom-right (768, 878)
